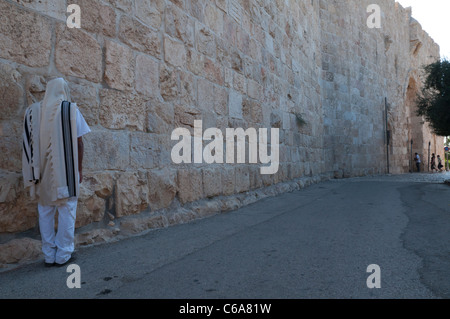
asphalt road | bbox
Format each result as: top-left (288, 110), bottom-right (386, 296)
top-left (1, 176), bottom-right (449, 299)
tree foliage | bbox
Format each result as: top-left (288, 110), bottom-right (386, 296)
top-left (416, 59), bottom-right (450, 136)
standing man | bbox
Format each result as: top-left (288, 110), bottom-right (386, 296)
top-left (437, 155), bottom-right (443, 172)
top-left (414, 153), bottom-right (421, 172)
top-left (22, 78), bottom-right (91, 267)
top-left (431, 153), bottom-right (436, 172)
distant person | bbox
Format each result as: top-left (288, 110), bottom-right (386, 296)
top-left (414, 153), bottom-right (421, 172)
top-left (431, 153), bottom-right (436, 172)
top-left (22, 78), bottom-right (91, 267)
top-left (437, 155), bottom-right (444, 172)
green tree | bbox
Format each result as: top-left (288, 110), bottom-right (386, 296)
top-left (416, 58), bottom-right (450, 136)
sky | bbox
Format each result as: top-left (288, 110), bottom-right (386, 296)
top-left (396, 0), bottom-right (450, 59)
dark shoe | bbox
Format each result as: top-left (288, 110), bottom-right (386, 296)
top-left (56, 255), bottom-right (76, 267)
top-left (45, 262), bottom-right (55, 268)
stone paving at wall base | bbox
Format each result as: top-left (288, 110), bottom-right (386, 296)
top-left (340, 171), bottom-right (450, 184)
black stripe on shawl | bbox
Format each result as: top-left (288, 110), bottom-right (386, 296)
top-left (24, 110), bottom-right (31, 145)
top-left (23, 140), bottom-right (30, 163)
top-left (61, 101), bottom-right (76, 198)
top-left (23, 110), bottom-right (32, 164)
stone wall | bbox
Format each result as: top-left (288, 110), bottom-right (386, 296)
top-left (319, 0), bottom-right (443, 176)
top-left (0, 0), bottom-right (444, 265)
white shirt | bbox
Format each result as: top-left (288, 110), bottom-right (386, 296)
top-left (415, 154), bottom-right (421, 163)
top-left (76, 109), bottom-right (91, 138)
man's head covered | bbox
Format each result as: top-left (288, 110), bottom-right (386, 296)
top-left (42, 77), bottom-right (70, 108)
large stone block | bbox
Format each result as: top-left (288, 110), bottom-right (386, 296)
top-left (215, 37), bottom-right (231, 69)
top-left (0, 62), bottom-right (24, 120)
top-left (179, 70), bottom-right (197, 105)
top-left (104, 40), bottom-right (135, 92)
top-left (99, 89), bottom-right (147, 131)
top-left (130, 132), bottom-right (161, 169)
top-left (249, 165), bottom-right (263, 189)
top-left (165, 4), bottom-right (195, 47)
top-left (0, 238), bottom-right (42, 265)
top-left (55, 24), bottom-right (102, 83)
top-left (135, 54), bottom-right (160, 98)
top-left (221, 166), bottom-right (236, 196)
top-left (236, 27), bottom-right (250, 56)
top-left (196, 79), bottom-right (228, 116)
top-left (186, 49), bottom-right (204, 76)
top-left (147, 100), bottom-right (175, 134)
top-left (76, 185), bottom-right (106, 228)
top-left (233, 71), bottom-right (246, 94)
top-left (196, 25), bottom-right (216, 58)
top-left (68, 82), bottom-right (99, 126)
top-left (164, 36), bottom-right (187, 68)
top-left (174, 103), bottom-right (201, 129)
top-left (15, 0), bottom-right (66, 20)
top-left (115, 171), bottom-right (150, 218)
top-left (187, 0), bottom-right (205, 22)
top-left (247, 79), bottom-right (262, 100)
top-left (70, 0), bottom-right (116, 36)
top-left (156, 133), bottom-right (174, 166)
top-left (187, 49), bottom-right (223, 85)
top-left (106, 0), bottom-right (132, 12)
top-left (177, 169), bottom-right (203, 204)
top-left (214, 86), bottom-right (229, 116)
top-left (0, 172), bottom-right (38, 233)
top-left (235, 166), bottom-right (250, 193)
top-left (134, 0), bottom-right (165, 30)
top-left (83, 172), bottom-right (115, 199)
top-left (83, 130), bottom-right (130, 171)
top-left (148, 168), bottom-right (178, 210)
top-left (223, 67), bottom-right (233, 87)
top-left (25, 75), bottom-right (46, 105)
top-left (249, 38), bottom-right (262, 62)
top-left (202, 168), bottom-right (222, 198)
top-left (229, 89), bottom-right (243, 119)
top-left (75, 171), bottom-right (114, 227)
top-left (203, 57), bottom-right (224, 85)
top-left (0, 2), bottom-right (52, 67)
top-left (160, 63), bottom-right (179, 101)
top-left (119, 15), bottom-right (161, 57)
top-left (242, 98), bottom-right (263, 124)
top-left (0, 121), bottom-right (22, 171)
top-left (197, 78), bottom-right (215, 112)
top-left (204, 3), bottom-right (224, 35)
top-left (230, 50), bottom-right (243, 73)
top-left (215, 0), bottom-right (227, 13)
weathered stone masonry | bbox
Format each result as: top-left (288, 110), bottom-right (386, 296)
top-left (0, 0), bottom-right (444, 265)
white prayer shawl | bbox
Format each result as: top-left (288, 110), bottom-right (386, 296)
top-left (22, 78), bottom-right (80, 206)
top-left (22, 102), bottom-right (41, 199)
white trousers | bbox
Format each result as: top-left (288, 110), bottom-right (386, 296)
top-left (38, 198), bottom-right (77, 264)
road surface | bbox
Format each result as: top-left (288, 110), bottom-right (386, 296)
top-left (1, 173), bottom-right (449, 299)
